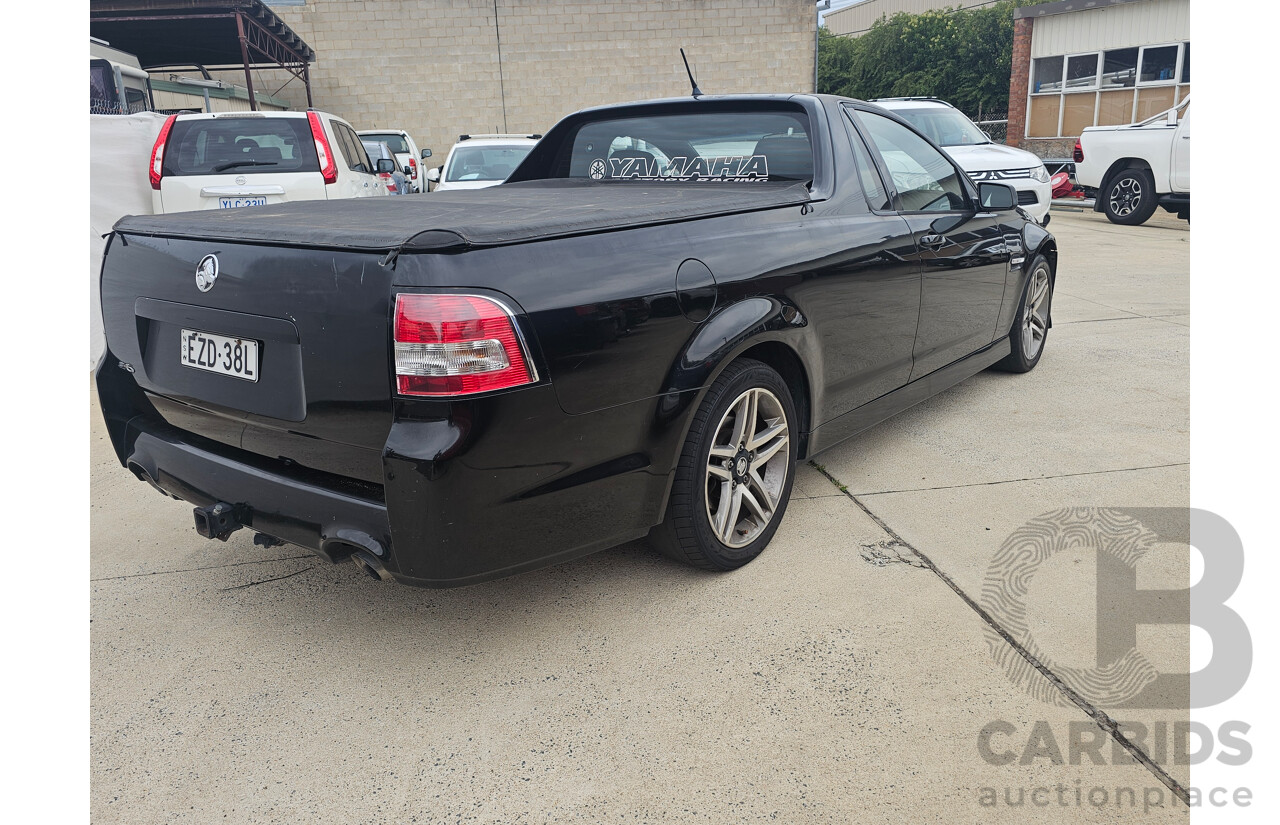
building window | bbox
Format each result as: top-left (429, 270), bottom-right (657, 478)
top-left (1032, 57), bottom-right (1064, 94)
top-left (1066, 53), bottom-right (1100, 90)
top-left (1027, 42), bottom-right (1189, 139)
top-left (1139, 45), bottom-right (1179, 83)
top-left (1101, 48), bottom-right (1138, 88)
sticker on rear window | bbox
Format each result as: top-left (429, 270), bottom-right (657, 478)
top-left (590, 155), bottom-right (769, 182)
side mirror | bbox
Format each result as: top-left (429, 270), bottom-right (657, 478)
top-left (375, 158), bottom-right (396, 174)
top-left (978, 182), bottom-right (1016, 211)
top-left (403, 165), bottom-right (413, 176)
top-left (421, 148), bottom-right (433, 159)
top-left (425, 167), bottom-right (441, 183)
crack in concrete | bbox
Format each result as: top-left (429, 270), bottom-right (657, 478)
top-left (810, 461), bottom-right (1191, 805)
top-left (1056, 313), bottom-right (1188, 326)
top-left (219, 565), bottom-right (314, 592)
top-left (91, 554), bottom-right (315, 583)
top-left (853, 461), bottom-right (1189, 498)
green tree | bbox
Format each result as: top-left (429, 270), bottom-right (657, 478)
top-left (818, 1), bottom-right (1046, 116)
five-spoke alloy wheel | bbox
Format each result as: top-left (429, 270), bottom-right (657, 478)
top-left (994, 253), bottom-right (1054, 373)
top-left (651, 358), bottom-right (798, 570)
top-left (704, 387), bottom-right (790, 548)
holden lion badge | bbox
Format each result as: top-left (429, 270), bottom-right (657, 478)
top-left (195, 254), bottom-right (219, 293)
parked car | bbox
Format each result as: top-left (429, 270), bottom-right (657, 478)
top-left (872, 97), bottom-right (1052, 225)
top-left (148, 110), bottom-right (391, 213)
top-left (361, 139), bottom-right (409, 195)
top-left (1074, 96), bottom-right (1190, 225)
top-left (357, 129), bottom-right (430, 193)
top-left (426, 133), bottom-right (538, 191)
top-left (99, 93), bottom-right (1057, 587)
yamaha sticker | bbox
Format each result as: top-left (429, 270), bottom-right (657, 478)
top-left (590, 155), bottom-right (769, 182)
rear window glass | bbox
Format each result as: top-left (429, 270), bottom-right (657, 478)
top-left (163, 117), bottom-right (319, 176)
top-left (561, 111), bottom-right (813, 183)
top-left (445, 145), bottom-right (533, 182)
top-left (361, 133), bottom-right (410, 154)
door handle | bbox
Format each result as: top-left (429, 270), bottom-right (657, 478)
top-left (919, 234), bottom-right (947, 250)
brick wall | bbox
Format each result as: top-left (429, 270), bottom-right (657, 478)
top-left (1005, 15), bottom-right (1031, 149)
top-left (248, 0), bottom-right (816, 162)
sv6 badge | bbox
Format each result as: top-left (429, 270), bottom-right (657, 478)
top-left (195, 254), bottom-right (219, 292)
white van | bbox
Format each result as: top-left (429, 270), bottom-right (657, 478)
top-left (90, 38), bottom-right (152, 115)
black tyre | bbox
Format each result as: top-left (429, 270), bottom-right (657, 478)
top-left (1102, 168), bottom-right (1159, 226)
top-left (650, 358), bottom-right (798, 571)
top-left (993, 254), bottom-right (1053, 373)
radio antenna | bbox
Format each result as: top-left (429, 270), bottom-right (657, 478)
top-left (680, 48), bottom-right (704, 97)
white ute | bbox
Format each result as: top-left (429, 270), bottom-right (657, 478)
top-left (1074, 96), bottom-right (1190, 225)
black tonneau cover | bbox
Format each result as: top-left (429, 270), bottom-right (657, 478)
top-left (114, 179), bottom-right (812, 251)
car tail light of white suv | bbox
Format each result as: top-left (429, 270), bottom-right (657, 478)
top-left (393, 294), bottom-right (537, 397)
top-left (307, 111), bottom-right (339, 185)
top-left (148, 114), bottom-right (179, 190)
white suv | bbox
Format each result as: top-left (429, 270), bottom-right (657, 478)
top-left (357, 129), bottom-right (430, 193)
top-left (149, 110), bottom-right (389, 213)
top-left (426, 134), bottom-right (538, 192)
top-left (871, 98), bottom-right (1052, 224)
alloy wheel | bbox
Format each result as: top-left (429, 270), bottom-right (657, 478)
top-left (704, 388), bottom-right (790, 548)
top-left (1108, 175), bottom-right (1142, 217)
top-left (1022, 264), bottom-right (1051, 360)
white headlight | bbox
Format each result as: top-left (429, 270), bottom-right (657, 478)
top-left (1030, 165), bottom-right (1051, 184)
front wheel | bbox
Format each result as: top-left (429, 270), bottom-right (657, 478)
top-left (650, 359), bottom-right (798, 571)
top-left (993, 254), bottom-right (1053, 373)
top-left (1102, 169), bottom-right (1158, 225)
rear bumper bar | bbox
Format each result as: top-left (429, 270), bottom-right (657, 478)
top-left (123, 416), bottom-right (392, 566)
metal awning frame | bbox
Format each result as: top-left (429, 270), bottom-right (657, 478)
top-left (91, 8), bottom-right (312, 110)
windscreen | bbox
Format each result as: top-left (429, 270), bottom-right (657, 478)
top-left (162, 117), bottom-right (320, 177)
top-left (446, 145), bottom-right (534, 182)
top-left (888, 107), bottom-right (989, 147)
top-left (559, 111), bottom-right (813, 183)
top-left (362, 133), bottom-right (410, 154)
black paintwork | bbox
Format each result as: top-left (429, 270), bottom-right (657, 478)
top-left (96, 94), bottom-right (1057, 587)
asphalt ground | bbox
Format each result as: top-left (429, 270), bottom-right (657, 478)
top-left (91, 205), bottom-right (1191, 823)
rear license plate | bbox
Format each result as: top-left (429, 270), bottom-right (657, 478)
top-left (219, 197), bottom-right (268, 209)
top-left (180, 329), bottom-right (260, 382)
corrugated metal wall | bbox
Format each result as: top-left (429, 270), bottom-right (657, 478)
top-left (1031, 0), bottom-right (1190, 57)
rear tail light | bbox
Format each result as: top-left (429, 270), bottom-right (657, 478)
top-left (394, 294), bottom-right (536, 396)
top-left (1073, 140), bottom-right (1084, 163)
top-left (307, 111), bottom-right (339, 184)
top-left (148, 113), bottom-right (178, 190)
top-left (409, 157), bottom-right (418, 179)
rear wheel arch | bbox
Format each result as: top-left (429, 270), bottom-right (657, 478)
top-left (732, 341), bottom-right (812, 459)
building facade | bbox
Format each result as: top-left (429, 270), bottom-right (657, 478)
top-left (1007, 0), bottom-right (1190, 157)
top-left (256, 0), bottom-right (816, 161)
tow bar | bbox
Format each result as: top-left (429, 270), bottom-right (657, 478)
top-left (192, 502), bottom-right (245, 541)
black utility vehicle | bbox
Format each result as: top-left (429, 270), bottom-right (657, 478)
top-left (97, 94), bottom-right (1058, 587)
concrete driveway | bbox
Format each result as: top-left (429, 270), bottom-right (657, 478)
top-left (91, 207), bottom-right (1190, 823)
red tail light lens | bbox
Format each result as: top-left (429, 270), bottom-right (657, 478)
top-left (409, 157), bottom-right (417, 179)
top-left (148, 113), bottom-right (178, 190)
top-left (1073, 140), bottom-right (1084, 163)
top-left (394, 294), bottom-right (536, 396)
top-left (307, 111), bottom-right (339, 184)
